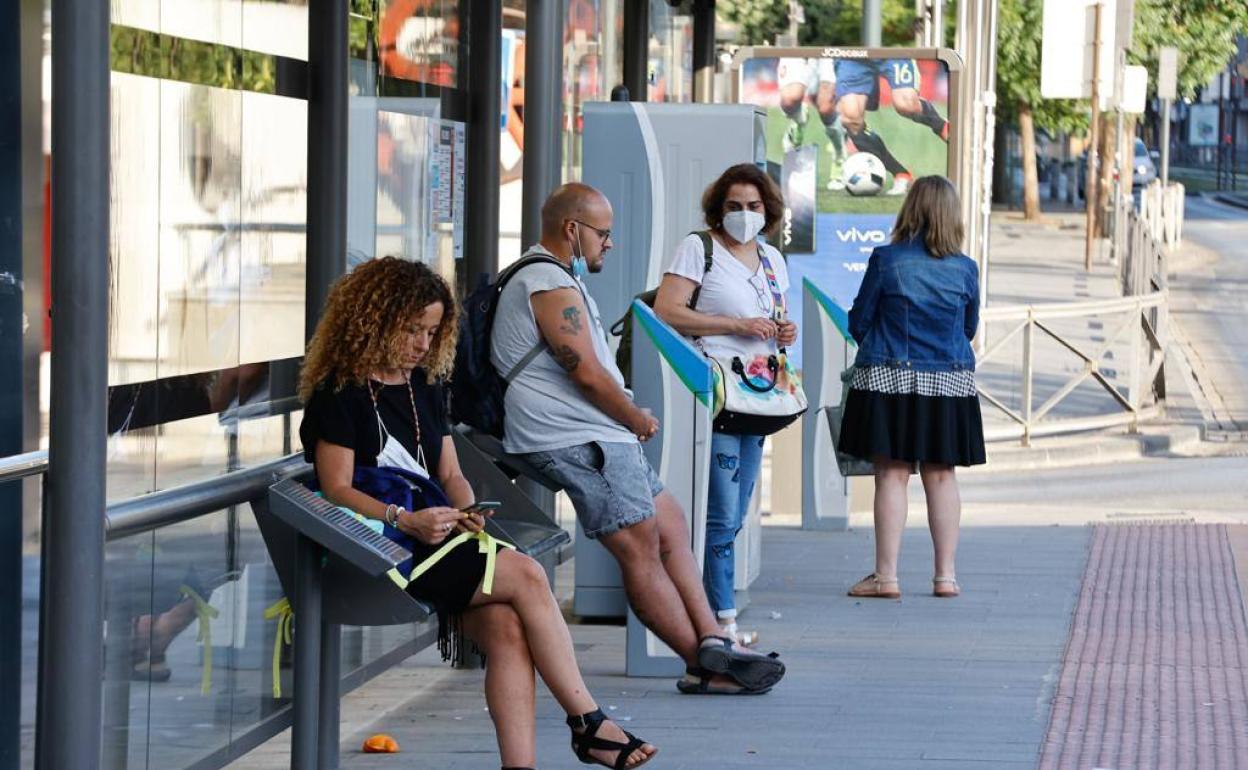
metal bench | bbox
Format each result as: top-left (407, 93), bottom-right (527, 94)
top-left (253, 465), bottom-right (569, 769)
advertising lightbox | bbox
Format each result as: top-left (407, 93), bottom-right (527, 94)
top-left (733, 47), bottom-right (963, 368)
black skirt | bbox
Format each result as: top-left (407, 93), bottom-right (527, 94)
top-left (403, 539), bottom-right (489, 661)
top-left (839, 365), bottom-right (986, 467)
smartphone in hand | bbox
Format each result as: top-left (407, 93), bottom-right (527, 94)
top-left (460, 501), bottom-right (501, 516)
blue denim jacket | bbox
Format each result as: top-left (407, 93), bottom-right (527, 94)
top-left (847, 237), bottom-right (980, 372)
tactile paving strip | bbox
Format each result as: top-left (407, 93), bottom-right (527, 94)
top-left (1039, 524), bottom-right (1248, 769)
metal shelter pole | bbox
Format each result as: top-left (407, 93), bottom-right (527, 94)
top-left (521, 0), bottom-right (565, 247)
top-left (36, 0), bottom-right (110, 768)
top-left (465, 0), bottom-right (502, 280)
top-left (292, 536), bottom-right (325, 769)
top-left (0, 3), bottom-right (27, 766)
top-left (317, 623), bottom-right (342, 769)
top-left (307, 0), bottom-right (349, 338)
top-left (692, 0), bottom-right (716, 103)
top-left (623, 0), bottom-right (649, 102)
top-left (862, 0), bottom-right (882, 46)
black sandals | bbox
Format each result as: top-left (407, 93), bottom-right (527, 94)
top-left (695, 635), bottom-right (786, 691)
top-left (567, 708), bottom-right (655, 769)
top-left (676, 665), bottom-right (773, 695)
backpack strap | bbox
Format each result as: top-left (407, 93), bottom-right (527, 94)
top-left (494, 252), bottom-right (564, 384)
top-left (503, 342), bottom-right (547, 383)
top-left (688, 231), bottom-right (714, 310)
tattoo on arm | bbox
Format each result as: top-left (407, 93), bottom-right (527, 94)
top-left (552, 345), bottom-right (581, 372)
top-left (559, 306), bottom-right (583, 335)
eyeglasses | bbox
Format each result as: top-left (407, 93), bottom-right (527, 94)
top-left (573, 220), bottom-right (612, 243)
top-left (747, 274), bottom-right (774, 315)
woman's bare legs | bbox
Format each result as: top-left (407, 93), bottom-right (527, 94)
top-left (919, 462), bottom-right (961, 580)
top-left (470, 550), bottom-right (655, 767)
top-left (872, 458), bottom-right (913, 580)
top-left (462, 604), bottom-right (536, 768)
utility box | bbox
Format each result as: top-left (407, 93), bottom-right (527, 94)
top-left (575, 103), bottom-right (767, 619)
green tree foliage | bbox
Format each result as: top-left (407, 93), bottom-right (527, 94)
top-left (996, 0), bottom-right (1248, 131)
top-left (718, 0), bottom-right (922, 47)
top-left (1129, 0), bottom-right (1248, 99)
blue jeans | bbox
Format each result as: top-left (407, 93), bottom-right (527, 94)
top-left (702, 431), bottom-right (765, 618)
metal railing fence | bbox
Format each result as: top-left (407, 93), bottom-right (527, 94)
top-left (978, 205), bottom-right (1169, 445)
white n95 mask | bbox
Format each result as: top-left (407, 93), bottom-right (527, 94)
top-left (723, 210), bottom-right (765, 244)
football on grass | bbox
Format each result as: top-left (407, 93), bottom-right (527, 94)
top-left (842, 153), bottom-right (886, 197)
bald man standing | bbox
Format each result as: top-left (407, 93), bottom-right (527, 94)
top-left (491, 183), bottom-right (786, 695)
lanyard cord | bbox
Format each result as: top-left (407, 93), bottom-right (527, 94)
top-left (367, 375), bottom-right (426, 466)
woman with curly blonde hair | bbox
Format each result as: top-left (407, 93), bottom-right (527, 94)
top-left (299, 257), bottom-right (656, 770)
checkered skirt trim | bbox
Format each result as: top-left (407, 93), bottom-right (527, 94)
top-left (850, 365), bottom-right (978, 398)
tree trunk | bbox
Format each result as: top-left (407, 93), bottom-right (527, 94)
top-left (1096, 112), bottom-right (1116, 237)
top-left (1019, 104), bottom-right (1041, 221)
top-left (1122, 114), bottom-right (1137, 192)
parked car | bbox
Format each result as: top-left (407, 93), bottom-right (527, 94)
top-left (1131, 138), bottom-right (1158, 187)
top-left (1077, 138), bottom-right (1158, 198)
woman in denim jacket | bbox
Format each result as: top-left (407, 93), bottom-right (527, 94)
top-left (841, 176), bottom-right (985, 599)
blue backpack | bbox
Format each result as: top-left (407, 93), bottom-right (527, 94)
top-left (450, 254), bottom-right (562, 438)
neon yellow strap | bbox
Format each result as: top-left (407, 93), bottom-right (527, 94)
top-left (263, 597), bottom-right (294, 699)
top-left (178, 585), bottom-right (219, 696)
top-left (385, 568), bottom-right (410, 591)
top-left (406, 530), bottom-right (516, 595)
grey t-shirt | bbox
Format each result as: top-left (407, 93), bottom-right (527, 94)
top-left (490, 247), bottom-right (636, 453)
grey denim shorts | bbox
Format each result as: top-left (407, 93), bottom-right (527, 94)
top-left (520, 441), bottom-right (664, 539)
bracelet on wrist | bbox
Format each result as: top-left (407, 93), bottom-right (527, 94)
top-left (384, 503), bottom-right (398, 527)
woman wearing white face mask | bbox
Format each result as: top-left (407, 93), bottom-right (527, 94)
top-left (654, 164), bottom-right (796, 650)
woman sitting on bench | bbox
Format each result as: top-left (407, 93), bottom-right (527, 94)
top-left (298, 257), bottom-right (657, 770)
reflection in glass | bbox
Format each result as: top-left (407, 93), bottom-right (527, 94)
top-left (101, 533), bottom-right (157, 770)
top-left (156, 0), bottom-right (243, 51)
top-left (110, 73), bottom-right (162, 501)
top-left (137, 514), bottom-right (231, 769)
top-left (112, 0), bottom-right (160, 33)
top-left (243, 0), bottom-right (310, 61)
top-left (648, 0), bottom-right (692, 104)
top-left (159, 81), bottom-right (243, 380)
top-left (240, 93), bottom-right (307, 368)
top-left (378, 0), bottom-right (461, 88)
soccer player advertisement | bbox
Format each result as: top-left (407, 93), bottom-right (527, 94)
top-left (736, 48), bottom-right (957, 367)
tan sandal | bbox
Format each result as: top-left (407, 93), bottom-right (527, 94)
top-left (932, 576), bottom-right (961, 598)
top-left (720, 622), bottom-right (759, 648)
top-left (848, 573), bottom-right (901, 599)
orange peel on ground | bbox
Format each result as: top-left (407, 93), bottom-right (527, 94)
top-left (362, 734), bottom-right (400, 753)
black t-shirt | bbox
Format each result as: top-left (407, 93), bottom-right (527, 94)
top-left (300, 369), bottom-right (451, 474)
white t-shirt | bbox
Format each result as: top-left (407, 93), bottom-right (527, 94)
top-left (663, 233), bottom-right (792, 360)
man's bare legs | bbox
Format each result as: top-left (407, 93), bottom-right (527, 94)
top-left (652, 491), bottom-right (722, 640)
top-left (598, 491), bottom-right (746, 662)
top-left (599, 514), bottom-right (708, 665)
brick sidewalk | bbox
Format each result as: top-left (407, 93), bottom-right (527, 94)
top-left (1039, 524), bottom-right (1248, 769)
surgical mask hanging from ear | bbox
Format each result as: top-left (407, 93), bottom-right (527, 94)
top-left (723, 210), bottom-right (766, 244)
top-left (570, 223), bottom-right (588, 278)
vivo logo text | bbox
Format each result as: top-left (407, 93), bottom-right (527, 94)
top-left (835, 227), bottom-right (888, 243)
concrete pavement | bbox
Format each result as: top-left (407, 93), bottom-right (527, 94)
top-left (235, 521), bottom-right (1091, 769)
top-left (231, 453), bottom-right (1248, 769)
top-left (1169, 195), bottom-right (1248, 436)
